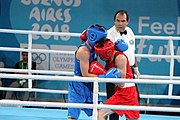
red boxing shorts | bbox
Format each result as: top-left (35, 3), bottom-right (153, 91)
top-left (105, 86), bottom-right (140, 119)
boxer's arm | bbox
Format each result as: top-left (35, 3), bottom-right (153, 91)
top-left (76, 47), bottom-right (97, 77)
top-left (114, 54), bottom-right (127, 87)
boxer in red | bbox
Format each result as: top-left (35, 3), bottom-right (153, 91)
top-left (94, 38), bottom-right (140, 120)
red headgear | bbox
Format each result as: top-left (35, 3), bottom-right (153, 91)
top-left (94, 40), bottom-right (115, 61)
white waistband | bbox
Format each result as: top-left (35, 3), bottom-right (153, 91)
top-left (74, 76), bottom-right (135, 88)
top-left (121, 83), bottom-right (135, 88)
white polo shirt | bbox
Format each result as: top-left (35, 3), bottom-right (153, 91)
top-left (107, 26), bottom-right (135, 66)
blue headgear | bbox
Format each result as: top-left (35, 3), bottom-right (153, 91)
top-left (87, 24), bottom-right (107, 47)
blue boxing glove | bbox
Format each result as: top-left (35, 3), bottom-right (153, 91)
top-left (98, 67), bottom-right (120, 78)
top-left (115, 39), bottom-right (128, 52)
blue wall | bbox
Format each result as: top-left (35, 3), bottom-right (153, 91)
top-left (0, 0), bottom-right (179, 105)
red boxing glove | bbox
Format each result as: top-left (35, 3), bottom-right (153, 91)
top-left (80, 30), bottom-right (87, 43)
top-left (89, 61), bottom-right (106, 75)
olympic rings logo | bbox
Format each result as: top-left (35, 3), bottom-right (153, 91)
top-left (32, 53), bottom-right (46, 64)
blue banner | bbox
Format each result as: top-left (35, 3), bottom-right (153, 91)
top-left (0, 0), bottom-right (179, 105)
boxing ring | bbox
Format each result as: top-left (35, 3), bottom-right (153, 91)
top-left (0, 29), bottom-right (180, 120)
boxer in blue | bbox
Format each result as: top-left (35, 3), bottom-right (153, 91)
top-left (68, 24), bottom-right (120, 120)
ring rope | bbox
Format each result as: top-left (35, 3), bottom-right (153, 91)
top-left (1, 73), bottom-right (180, 84)
top-left (0, 68), bottom-right (180, 80)
top-left (0, 100), bottom-right (180, 113)
top-left (0, 73), bottom-right (180, 100)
